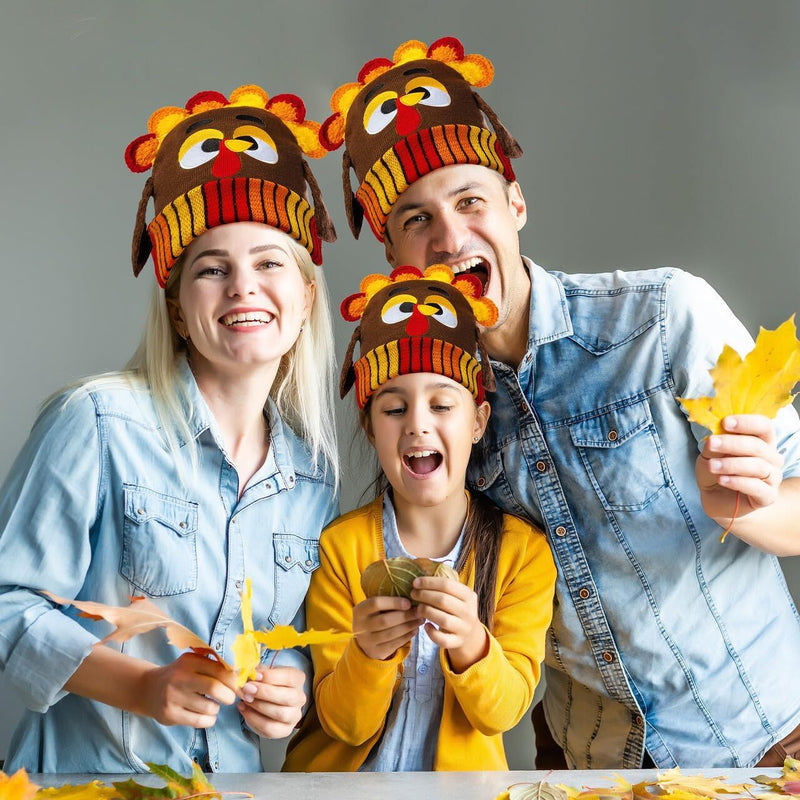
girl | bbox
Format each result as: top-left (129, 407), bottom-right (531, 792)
top-left (283, 265), bottom-right (556, 771)
top-left (0, 84), bottom-right (339, 773)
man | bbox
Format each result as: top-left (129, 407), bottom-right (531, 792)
top-left (323, 36), bottom-right (800, 768)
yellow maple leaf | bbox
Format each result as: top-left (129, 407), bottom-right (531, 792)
top-left (253, 625), bottom-right (352, 649)
top-left (232, 578), bottom-right (261, 687)
top-left (656, 769), bottom-right (751, 796)
top-left (0, 770), bottom-right (39, 800)
top-left (678, 315), bottom-right (800, 435)
top-left (43, 592), bottom-right (230, 670)
top-left (35, 782), bottom-right (118, 800)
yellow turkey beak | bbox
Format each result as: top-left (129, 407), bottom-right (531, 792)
top-left (224, 139), bottom-right (252, 153)
top-left (417, 304), bottom-right (439, 316)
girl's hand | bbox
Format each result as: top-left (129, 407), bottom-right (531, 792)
top-left (140, 652), bottom-right (238, 728)
top-left (411, 576), bottom-right (489, 673)
top-left (353, 595), bottom-right (422, 661)
top-left (696, 414), bottom-right (783, 525)
top-left (238, 666), bottom-right (306, 738)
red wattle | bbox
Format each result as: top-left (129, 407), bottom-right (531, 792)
top-left (395, 102), bottom-right (421, 137)
top-left (212, 141), bottom-right (241, 178)
top-left (405, 307), bottom-right (429, 336)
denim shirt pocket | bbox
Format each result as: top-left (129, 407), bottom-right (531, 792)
top-left (270, 533), bottom-right (320, 627)
top-left (121, 484), bottom-right (198, 597)
top-left (568, 399), bottom-right (668, 511)
top-left (468, 441), bottom-right (531, 518)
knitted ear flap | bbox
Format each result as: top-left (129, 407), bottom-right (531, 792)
top-left (473, 92), bottom-right (523, 159)
top-left (477, 329), bottom-right (496, 393)
top-left (132, 176), bottom-right (154, 277)
top-left (342, 150), bottom-right (364, 238)
top-left (303, 159), bottom-right (337, 243)
top-left (339, 324), bottom-right (362, 399)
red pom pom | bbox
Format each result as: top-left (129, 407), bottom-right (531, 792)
top-left (341, 292), bottom-right (366, 322)
top-left (124, 133), bottom-right (157, 173)
top-left (390, 265), bottom-right (423, 281)
top-left (358, 57), bottom-right (393, 85)
top-left (185, 90), bottom-right (229, 113)
top-left (428, 36), bottom-right (465, 60)
top-left (319, 114), bottom-right (344, 151)
top-left (453, 272), bottom-right (483, 297)
top-left (267, 93), bottom-right (306, 123)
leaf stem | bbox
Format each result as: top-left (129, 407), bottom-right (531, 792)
top-left (719, 490), bottom-right (740, 543)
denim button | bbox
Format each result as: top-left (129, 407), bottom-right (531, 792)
top-left (555, 526), bottom-right (567, 537)
top-left (579, 588), bottom-right (590, 599)
top-left (536, 460), bottom-right (547, 473)
top-left (608, 429), bottom-right (619, 441)
top-left (602, 651), bottom-right (614, 663)
top-left (477, 476), bottom-right (486, 488)
top-left (418, 664), bottom-right (428, 674)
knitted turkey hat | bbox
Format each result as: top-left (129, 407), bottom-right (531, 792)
top-left (321, 36), bottom-right (522, 242)
top-left (340, 264), bottom-right (498, 409)
top-left (126, 84), bottom-right (336, 288)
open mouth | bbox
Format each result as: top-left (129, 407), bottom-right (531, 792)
top-left (220, 311), bottom-right (273, 327)
top-left (403, 449), bottom-right (443, 475)
top-left (451, 257), bottom-right (489, 294)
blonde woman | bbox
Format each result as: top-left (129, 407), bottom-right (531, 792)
top-left (0, 85), bottom-right (338, 774)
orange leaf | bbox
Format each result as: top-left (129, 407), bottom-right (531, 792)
top-left (43, 592), bottom-right (229, 669)
top-left (678, 315), bottom-right (800, 435)
top-left (0, 770), bottom-right (39, 800)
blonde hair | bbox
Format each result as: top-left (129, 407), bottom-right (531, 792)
top-left (73, 229), bottom-right (339, 486)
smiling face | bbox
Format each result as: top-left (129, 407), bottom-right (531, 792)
top-left (365, 372), bottom-right (490, 514)
top-left (384, 164), bottom-right (529, 335)
top-left (168, 221), bottom-right (314, 383)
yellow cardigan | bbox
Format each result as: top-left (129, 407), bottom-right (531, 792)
top-left (283, 494), bottom-right (556, 772)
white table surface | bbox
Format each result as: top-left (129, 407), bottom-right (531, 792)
top-left (26, 768), bottom-right (779, 800)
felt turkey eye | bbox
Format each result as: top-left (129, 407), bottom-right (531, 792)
top-left (381, 294), bottom-right (416, 324)
top-left (405, 77), bottom-right (451, 108)
top-left (178, 129), bottom-right (223, 169)
top-left (424, 295), bottom-right (458, 327)
top-left (233, 125), bottom-right (278, 164)
top-left (363, 91), bottom-right (398, 135)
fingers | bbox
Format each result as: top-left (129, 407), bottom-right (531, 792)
top-left (238, 667), bottom-right (306, 738)
top-left (410, 577), bottom-right (478, 639)
top-left (353, 596), bottom-right (422, 660)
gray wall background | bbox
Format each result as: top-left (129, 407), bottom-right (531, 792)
top-left (1, 0), bottom-right (799, 770)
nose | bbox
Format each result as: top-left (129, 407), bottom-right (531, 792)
top-left (404, 403), bottom-right (430, 437)
top-left (428, 208), bottom-right (469, 261)
top-left (226, 265), bottom-right (257, 297)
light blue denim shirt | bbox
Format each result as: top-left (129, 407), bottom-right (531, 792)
top-left (0, 360), bottom-right (338, 773)
top-left (467, 261), bottom-right (800, 769)
top-left (359, 493), bottom-right (463, 772)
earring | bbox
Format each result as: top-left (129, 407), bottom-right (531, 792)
top-left (473, 435), bottom-right (480, 443)
top-left (299, 319), bottom-right (306, 333)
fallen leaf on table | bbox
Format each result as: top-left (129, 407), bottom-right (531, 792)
top-left (754, 756), bottom-right (800, 791)
top-left (677, 315), bottom-right (800, 436)
top-left (494, 782), bottom-right (570, 800)
top-left (0, 769), bottom-right (39, 800)
top-left (36, 783), bottom-right (118, 800)
top-left (656, 768), bottom-right (751, 796)
top-left (113, 762), bottom-right (222, 800)
top-left (42, 592), bottom-right (229, 669)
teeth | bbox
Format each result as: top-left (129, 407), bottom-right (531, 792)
top-left (408, 450), bottom-right (437, 458)
top-left (451, 257), bottom-right (484, 274)
top-left (222, 311), bottom-right (272, 326)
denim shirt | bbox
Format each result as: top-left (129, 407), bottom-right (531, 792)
top-left (359, 493), bottom-right (463, 772)
top-left (0, 360), bottom-right (338, 773)
top-left (467, 260), bottom-right (800, 769)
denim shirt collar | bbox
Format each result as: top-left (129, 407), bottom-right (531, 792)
top-left (524, 257), bottom-right (573, 349)
top-left (175, 357), bottom-right (297, 488)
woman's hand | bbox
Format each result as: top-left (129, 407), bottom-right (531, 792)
top-left (411, 576), bottom-right (489, 673)
top-left (238, 666), bottom-right (306, 738)
top-left (353, 595), bottom-right (422, 661)
top-left (696, 414), bottom-right (783, 524)
top-left (139, 652), bottom-right (238, 728)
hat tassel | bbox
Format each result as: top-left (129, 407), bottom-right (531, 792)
top-left (339, 324), bottom-right (362, 399)
top-left (131, 176), bottom-right (154, 277)
top-left (342, 150), bottom-right (364, 238)
top-left (473, 92), bottom-right (523, 159)
top-left (303, 160), bottom-right (337, 243)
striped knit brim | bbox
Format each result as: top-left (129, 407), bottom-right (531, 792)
top-left (353, 336), bottom-right (484, 409)
top-left (356, 124), bottom-right (515, 241)
top-left (147, 176), bottom-right (322, 287)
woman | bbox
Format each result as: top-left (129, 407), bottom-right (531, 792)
top-left (0, 84), bottom-right (338, 773)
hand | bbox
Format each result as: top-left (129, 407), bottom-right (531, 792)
top-left (139, 652), bottom-right (238, 728)
top-left (410, 576), bottom-right (488, 673)
top-left (696, 414), bottom-right (783, 524)
top-left (238, 666), bottom-right (306, 738)
top-left (353, 595), bottom-right (422, 661)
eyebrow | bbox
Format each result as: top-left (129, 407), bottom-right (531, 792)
top-left (363, 82), bottom-right (385, 104)
top-left (426, 285), bottom-right (449, 297)
top-left (375, 381), bottom-right (460, 398)
top-left (235, 113), bottom-right (265, 125)
top-left (403, 67), bottom-right (431, 76)
top-left (190, 244), bottom-right (288, 263)
top-left (185, 117), bottom-right (214, 135)
top-left (386, 286), bottom-right (413, 298)
top-left (391, 182), bottom-right (484, 216)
